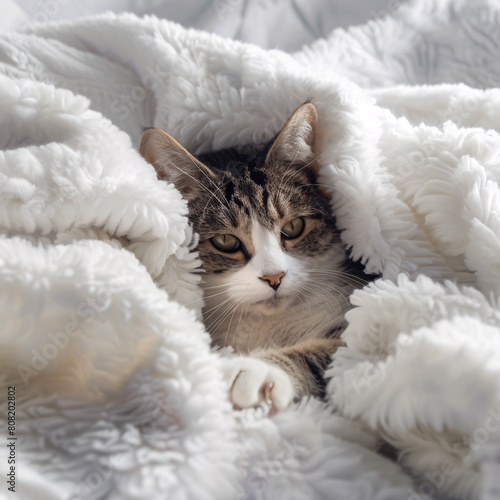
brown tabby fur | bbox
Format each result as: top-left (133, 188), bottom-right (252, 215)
top-left (140, 103), bottom-right (370, 402)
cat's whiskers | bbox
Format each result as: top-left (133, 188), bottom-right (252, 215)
top-left (231, 300), bottom-right (247, 349)
top-left (202, 295), bottom-right (235, 324)
top-left (302, 269), bottom-right (354, 294)
top-left (167, 160), bottom-right (226, 208)
top-left (295, 287), bottom-right (313, 318)
top-left (314, 277), bottom-right (365, 292)
top-left (223, 298), bottom-right (244, 348)
top-left (307, 206), bottom-right (329, 215)
top-left (254, 288), bottom-right (320, 351)
top-left (185, 155), bottom-right (234, 216)
top-left (314, 283), bottom-right (351, 314)
top-left (205, 302), bottom-right (236, 337)
top-left (230, 302), bottom-right (250, 351)
top-left (307, 269), bottom-right (370, 287)
top-left (300, 278), bottom-right (352, 323)
top-left (201, 282), bottom-right (240, 290)
top-left (202, 299), bottom-right (237, 323)
top-left (260, 291), bottom-right (316, 351)
top-left (299, 283), bottom-right (340, 315)
top-left (168, 158), bottom-right (235, 225)
top-left (201, 180), bottom-right (235, 223)
top-left (306, 274), bottom-right (369, 295)
top-left (199, 284), bottom-right (242, 325)
top-left (301, 141), bottom-right (338, 170)
top-left (208, 298), bottom-right (240, 340)
top-left (275, 156), bottom-right (359, 219)
top-left (183, 287), bottom-right (235, 309)
top-left (275, 141), bottom-right (338, 201)
top-left (300, 183), bottom-right (357, 205)
top-left (317, 282), bottom-right (351, 316)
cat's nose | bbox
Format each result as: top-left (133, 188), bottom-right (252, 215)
top-left (259, 272), bottom-right (285, 291)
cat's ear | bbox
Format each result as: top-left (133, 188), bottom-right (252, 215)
top-left (140, 128), bottom-right (216, 200)
top-left (266, 102), bottom-right (317, 166)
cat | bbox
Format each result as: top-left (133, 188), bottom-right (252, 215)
top-left (140, 103), bottom-right (370, 412)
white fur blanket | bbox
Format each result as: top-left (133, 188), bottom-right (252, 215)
top-left (2, 1), bottom-right (500, 499)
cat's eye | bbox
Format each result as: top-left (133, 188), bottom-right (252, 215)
top-left (211, 234), bottom-right (242, 253)
top-left (281, 217), bottom-right (305, 239)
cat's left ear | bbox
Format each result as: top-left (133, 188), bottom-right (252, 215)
top-left (139, 128), bottom-right (217, 200)
top-left (266, 102), bottom-right (317, 166)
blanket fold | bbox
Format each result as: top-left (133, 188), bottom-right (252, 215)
top-left (3, 1), bottom-right (500, 499)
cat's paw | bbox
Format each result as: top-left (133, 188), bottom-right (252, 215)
top-left (221, 356), bottom-right (295, 412)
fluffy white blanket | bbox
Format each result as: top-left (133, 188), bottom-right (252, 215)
top-left (2, 1), bottom-right (500, 499)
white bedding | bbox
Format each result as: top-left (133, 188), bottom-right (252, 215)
top-left (4, 0), bottom-right (397, 51)
top-left (2, 1), bottom-right (500, 499)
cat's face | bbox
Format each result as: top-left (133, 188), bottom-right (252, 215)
top-left (140, 104), bottom-right (348, 318)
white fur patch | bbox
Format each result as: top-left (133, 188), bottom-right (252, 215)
top-left (234, 221), bottom-right (300, 300)
top-left (204, 219), bottom-right (350, 351)
top-left (221, 356), bottom-right (295, 411)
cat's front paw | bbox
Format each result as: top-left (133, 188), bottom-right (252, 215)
top-left (221, 356), bottom-right (295, 412)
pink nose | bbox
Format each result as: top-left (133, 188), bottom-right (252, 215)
top-left (259, 272), bottom-right (285, 291)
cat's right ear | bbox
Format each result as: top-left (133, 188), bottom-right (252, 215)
top-left (140, 128), bottom-right (216, 200)
top-left (266, 102), bottom-right (317, 166)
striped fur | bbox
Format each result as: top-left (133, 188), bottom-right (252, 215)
top-left (140, 103), bottom-right (372, 409)
top-left (256, 338), bottom-right (344, 399)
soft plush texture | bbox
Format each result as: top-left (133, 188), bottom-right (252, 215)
top-left (1, 0), bottom-right (500, 499)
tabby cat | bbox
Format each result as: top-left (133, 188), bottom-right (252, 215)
top-left (140, 103), bottom-right (369, 412)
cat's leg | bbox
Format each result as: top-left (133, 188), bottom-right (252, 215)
top-left (222, 338), bottom-right (343, 412)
